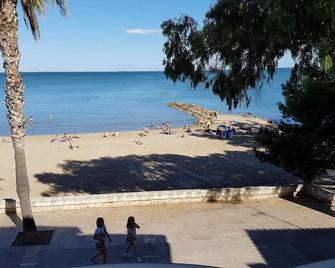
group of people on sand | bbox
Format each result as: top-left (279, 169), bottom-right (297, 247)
top-left (197, 119), bottom-right (234, 140)
top-left (137, 127), bottom-right (149, 138)
top-left (50, 133), bottom-right (79, 143)
top-left (104, 131), bottom-right (119, 138)
top-left (68, 143), bottom-right (80, 150)
top-left (183, 125), bottom-right (192, 133)
top-left (91, 216), bottom-right (143, 264)
top-left (161, 122), bottom-right (175, 135)
top-left (216, 126), bottom-right (234, 139)
top-left (196, 116), bottom-right (259, 140)
top-left (50, 133), bottom-right (80, 150)
top-left (134, 127), bottom-right (150, 145)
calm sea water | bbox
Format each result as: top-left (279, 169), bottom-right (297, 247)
top-left (0, 69), bottom-right (291, 135)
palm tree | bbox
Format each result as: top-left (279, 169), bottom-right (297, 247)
top-left (0, 0), bottom-right (66, 235)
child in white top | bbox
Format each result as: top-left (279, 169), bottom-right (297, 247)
top-left (91, 217), bottom-right (111, 264)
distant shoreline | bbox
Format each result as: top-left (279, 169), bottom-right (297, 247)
top-left (0, 103), bottom-right (274, 137)
top-left (0, 109), bottom-right (271, 139)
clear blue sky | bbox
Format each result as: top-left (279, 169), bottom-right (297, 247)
top-left (11, 0), bottom-right (293, 72)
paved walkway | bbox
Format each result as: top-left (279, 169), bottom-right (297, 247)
top-left (1, 197), bottom-right (335, 268)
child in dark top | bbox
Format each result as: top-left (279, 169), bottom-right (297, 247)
top-left (91, 217), bottom-right (111, 264)
top-left (122, 216), bottom-right (143, 262)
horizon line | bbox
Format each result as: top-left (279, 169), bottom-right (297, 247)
top-left (0, 67), bottom-right (293, 74)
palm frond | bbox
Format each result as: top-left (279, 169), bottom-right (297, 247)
top-left (53, 0), bottom-right (67, 15)
top-left (20, 0), bottom-right (67, 40)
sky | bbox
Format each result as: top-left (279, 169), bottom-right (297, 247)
top-left (7, 0), bottom-right (294, 72)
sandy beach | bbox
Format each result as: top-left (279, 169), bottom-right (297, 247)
top-left (0, 113), bottom-right (297, 198)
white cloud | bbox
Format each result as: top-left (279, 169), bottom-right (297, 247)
top-left (126, 28), bottom-right (161, 35)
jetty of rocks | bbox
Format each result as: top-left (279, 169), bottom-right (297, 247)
top-left (168, 102), bottom-right (219, 124)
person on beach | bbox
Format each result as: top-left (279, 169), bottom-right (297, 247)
top-left (225, 126), bottom-right (234, 139)
top-left (123, 216), bottom-right (143, 262)
top-left (205, 120), bottom-right (211, 131)
top-left (91, 217), bottom-right (111, 264)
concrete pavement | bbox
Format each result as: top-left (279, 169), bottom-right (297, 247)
top-left (1, 197), bottom-right (335, 267)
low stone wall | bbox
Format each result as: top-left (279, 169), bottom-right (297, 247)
top-left (305, 184), bottom-right (335, 206)
top-left (0, 185), bottom-right (299, 213)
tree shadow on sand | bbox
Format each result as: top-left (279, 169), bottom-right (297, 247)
top-left (35, 150), bottom-right (297, 197)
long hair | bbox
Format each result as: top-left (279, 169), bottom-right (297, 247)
top-left (126, 216), bottom-right (135, 228)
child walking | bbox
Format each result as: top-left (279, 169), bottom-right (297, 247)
top-left (91, 217), bottom-right (111, 264)
top-left (122, 216), bottom-right (143, 262)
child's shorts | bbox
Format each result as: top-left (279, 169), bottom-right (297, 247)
top-left (96, 242), bottom-right (105, 252)
top-left (126, 237), bottom-right (135, 244)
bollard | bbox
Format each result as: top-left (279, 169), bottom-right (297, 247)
top-left (4, 198), bottom-right (16, 214)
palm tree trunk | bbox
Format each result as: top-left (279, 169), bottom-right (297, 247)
top-left (0, 0), bottom-right (37, 233)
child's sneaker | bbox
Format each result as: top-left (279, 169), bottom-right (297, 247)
top-left (122, 252), bottom-right (131, 258)
top-left (136, 256), bottom-right (143, 263)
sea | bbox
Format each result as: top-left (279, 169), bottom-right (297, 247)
top-left (0, 69), bottom-right (291, 135)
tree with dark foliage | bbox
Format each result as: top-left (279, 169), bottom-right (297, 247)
top-left (161, 0), bottom-right (335, 182)
top-left (256, 67), bottom-right (335, 183)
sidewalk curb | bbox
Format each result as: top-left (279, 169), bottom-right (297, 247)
top-left (1, 185), bottom-right (299, 213)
